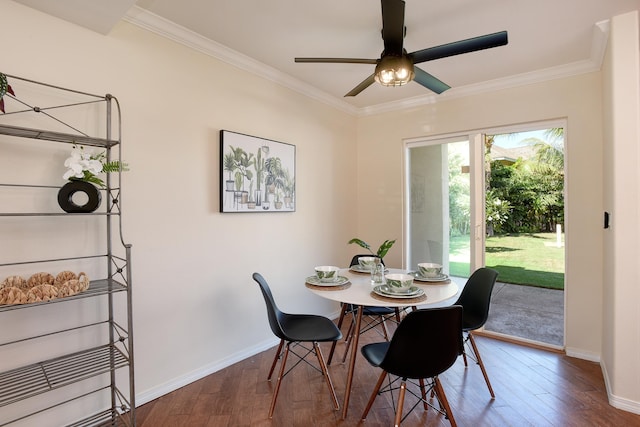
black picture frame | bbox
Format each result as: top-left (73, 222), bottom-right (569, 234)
top-left (220, 130), bottom-right (296, 213)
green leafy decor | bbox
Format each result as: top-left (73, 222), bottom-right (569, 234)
top-left (0, 73), bottom-right (15, 113)
top-left (348, 238), bottom-right (396, 260)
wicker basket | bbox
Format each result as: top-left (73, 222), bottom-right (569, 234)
top-left (0, 271), bottom-right (90, 305)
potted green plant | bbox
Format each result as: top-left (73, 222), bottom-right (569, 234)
top-left (223, 152), bottom-right (237, 192)
top-left (247, 180), bottom-right (256, 209)
top-left (264, 156), bottom-right (284, 200)
top-left (283, 169), bottom-right (295, 209)
top-left (274, 188), bottom-right (283, 209)
top-left (253, 147), bottom-right (265, 206)
top-left (241, 166), bottom-right (253, 204)
top-left (230, 146), bottom-right (254, 204)
top-left (348, 238), bottom-right (396, 262)
top-left (0, 72), bottom-right (15, 114)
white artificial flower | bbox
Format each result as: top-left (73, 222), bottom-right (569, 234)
top-left (85, 159), bottom-right (103, 175)
top-left (62, 167), bottom-right (83, 180)
top-left (62, 145), bottom-right (104, 182)
top-left (63, 150), bottom-right (87, 179)
top-left (62, 144), bottom-right (127, 188)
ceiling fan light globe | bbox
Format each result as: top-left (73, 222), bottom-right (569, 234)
top-left (374, 55), bottom-right (414, 87)
top-left (378, 69), bottom-right (395, 84)
top-left (396, 68), bottom-right (408, 79)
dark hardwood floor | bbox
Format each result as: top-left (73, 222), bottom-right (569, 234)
top-left (136, 322), bottom-right (640, 426)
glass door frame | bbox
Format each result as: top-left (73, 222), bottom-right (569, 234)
top-left (403, 118), bottom-right (566, 274)
top-left (403, 133), bottom-right (486, 273)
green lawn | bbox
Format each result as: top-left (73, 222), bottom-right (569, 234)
top-left (450, 233), bottom-right (565, 290)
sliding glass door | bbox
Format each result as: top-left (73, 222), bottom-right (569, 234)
top-left (405, 134), bottom-right (485, 280)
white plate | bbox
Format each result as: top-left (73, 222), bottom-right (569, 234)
top-left (412, 272), bottom-right (449, 282)
top-left (374, 285), bottom-right (424, 299)
top-left (349, 265), bottom-right (389, 274)
top-left (305, 275), bottom-right (349, 287)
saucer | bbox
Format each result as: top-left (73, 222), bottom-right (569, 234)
top-left (373, 285), bottom-right (424, 299)
top-left (305, 275), bottom-right (349, 287)
top-left (350, 265), bottom-right (389, 274)
top-left (412, 272), bottom-right (449, 282)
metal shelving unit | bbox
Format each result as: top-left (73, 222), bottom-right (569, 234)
top-left (0, 74), bottom-right (135, 426)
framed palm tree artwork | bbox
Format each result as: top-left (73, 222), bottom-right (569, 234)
top-left (220, 130), bottom-right (295, 213)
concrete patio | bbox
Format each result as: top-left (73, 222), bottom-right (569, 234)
top-left (484, 282), bottom-right (564, 347)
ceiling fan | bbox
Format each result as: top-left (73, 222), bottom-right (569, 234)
top-left (295, 0), bottom-right (508, 97)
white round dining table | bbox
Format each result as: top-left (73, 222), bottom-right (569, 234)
top-left (305, 267), bottom-right (459, 419)
top-left (306, 268), bottom-right (458, 308)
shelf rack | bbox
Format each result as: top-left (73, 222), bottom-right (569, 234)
top-left (0, 73), bottom-right (135, 426)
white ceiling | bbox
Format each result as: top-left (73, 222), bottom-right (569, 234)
top-left (14, 0), bottom-right (640, 114)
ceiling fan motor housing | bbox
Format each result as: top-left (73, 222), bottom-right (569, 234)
top-left (374, 53), bottom-right (415, 86)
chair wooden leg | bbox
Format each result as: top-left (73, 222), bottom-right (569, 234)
top-left (468, 333), bottom-right (495, 398)
top-left (461, 338), bottom-right (469, 367)
top-left (344, 312), bottom-right (393, 363)
top-left (268, 339), bottom-right (284, 381)
top-left (338, 305), bottom-right (360, 363)
top-left (380, 317), bottom-right (390, 340)
top-left (314, 342), bottom-right (340, 410)
top-left (419, 378), bottom-right (429, 410)
top-left (361, 370), bottom-right (387, 420)
top-left (328, 304), bottom-right (349, 365)
top-left (394, 380), bottom-right (407, 427)
top-left (268, 342), bottom-right (290, 418)
top-left (341, 323), bottom-right (355, 363)
top-left (433, 377), bottom-right (457, 427)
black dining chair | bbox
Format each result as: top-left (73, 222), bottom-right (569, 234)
top-left (327, 255), bottom-right (402, 365)
top-left (360, 306), bottom-right (463, 427)
top-left (252, 272), bottom-right (343, 417)
top-left (453, 267), bottom-right (499, 398)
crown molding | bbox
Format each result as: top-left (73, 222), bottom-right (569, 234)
top-left (361, 20), bottom-right (611, 116)
top-left (124, 7), bottom-right (610, 118)
top-left (591, 20), bottom-right (611, 65)
top-left (123, 6), bottom-right (359, 116)
top-left (361, 58), bottom-right (603, 116)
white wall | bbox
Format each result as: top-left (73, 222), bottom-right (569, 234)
top-left (602, 10), bottom-right (640, 413)
top-left (1, 1), bottom-right (358, 421)
top-left (356, 73), bottom-right (605, 359)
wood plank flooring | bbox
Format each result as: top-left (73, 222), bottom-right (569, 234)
top-left (136, 322), bottom-right (640, 426)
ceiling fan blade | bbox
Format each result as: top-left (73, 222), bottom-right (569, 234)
top-left (345, 74), bottom-right (376, 97)
top-left (381, 0), bottom-right (405, 54)
top-left (410, 31), bottom-right (508, 64)
top-left (413, 67), bottom-right (450, 94)
top-left (295, 57), bottom-right (377, 64)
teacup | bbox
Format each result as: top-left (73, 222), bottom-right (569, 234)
top-left (418, 263), bottom-right (443, 278)
top-left (385, 273), bottom-right (414, 293)
top-left (315, 266), bottom-right (340, 283)
top-left (358, 256), bottom-right (378, 271)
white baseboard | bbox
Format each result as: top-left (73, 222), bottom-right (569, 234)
top-left (135, 308), bottom-right (342, 408)
top-left (601, 362), bottom-right (640, 415)
top-left (565, 346), bottom-right (601, 362)
top-left (135, 336), bottom-right (280, 407)
top-left (607, 393), bottom-right (640, 414)
top-left (478, 329), bottom-right (564, 351)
